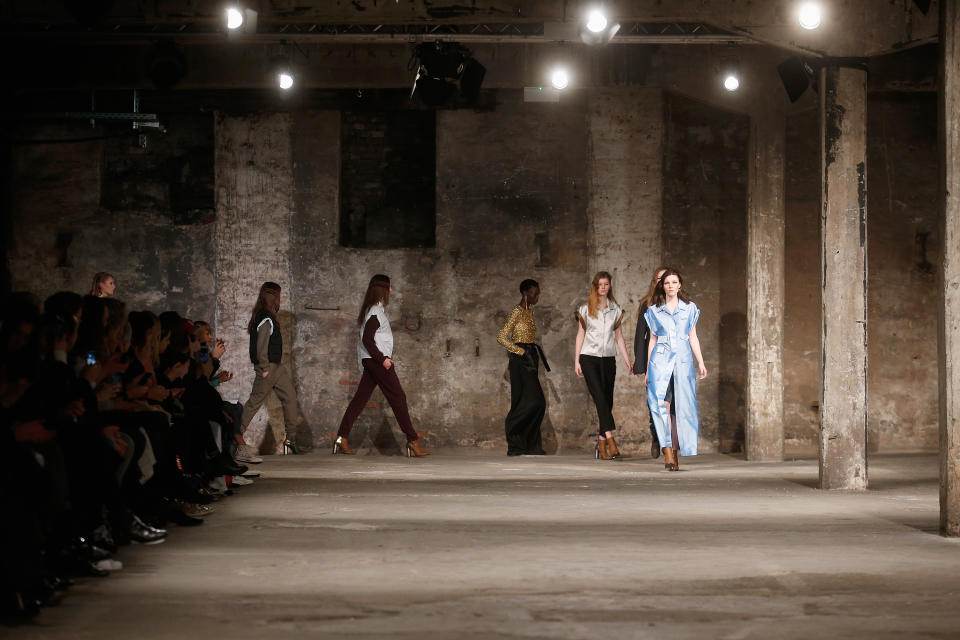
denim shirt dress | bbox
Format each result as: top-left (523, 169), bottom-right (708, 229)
top-left (644, 300), bottom-right (701, 456)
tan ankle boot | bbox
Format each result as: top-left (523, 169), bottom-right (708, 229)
top-left (406, 439), bottom-right (430, 457)
top-left (332, 436), bottom-right (355, 455)
top-left (607, 435), bottom-right (621, 459)
top-left (596, 438), bottom-right (613, 460)
top-left (663, 447), bottom-right (678, 470)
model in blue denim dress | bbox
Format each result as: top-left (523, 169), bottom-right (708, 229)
top-left (644, 300), bottom-right (701, 456)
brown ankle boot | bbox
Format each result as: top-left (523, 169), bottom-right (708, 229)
top-left (406, 439), bottom-right (430, 457)
top-left (673, 449), bottom-right (680, 471)
top-left (332, 436), bottom-right (355, 455)
top-left (663, 447), bottom-right (678, 470)
top-left (596, 438), bottom-right (613, 460)
top-left (607, 435), bottom-right (621, 459)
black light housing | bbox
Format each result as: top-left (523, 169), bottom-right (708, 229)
top-left (144, 41), bottom-right (187, 90)
top-left (777, 57), bottom-right (817, 103)
top-left (410, 41), bottom-right (485, 105)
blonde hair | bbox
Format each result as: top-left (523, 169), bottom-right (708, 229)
top-left (587, 271), bottom-right (616, 319)
top-left (90, 272), bottom-right (114, 297)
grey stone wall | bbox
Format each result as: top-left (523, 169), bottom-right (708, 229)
top-left (8, 116), bottom-right (215, 320)
top-left (784, 94), bottom-right (939, 453)
top-left (662, 92), bottom-right (750, 454)
top-left (4, 85), bottom-right (939, 454)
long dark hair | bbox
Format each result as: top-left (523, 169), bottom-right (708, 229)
top-left (357, 275), bottom-right (391, 326)
top-left (651, 268), bottom-right (692, 307)
top-left (641, 266), bottom-right (670, 309)
top-left (247, 282), bottom-right (281, 335)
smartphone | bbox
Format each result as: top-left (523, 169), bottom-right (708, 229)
top-left (198, 341), bottom-right (209, 363)
top-left (86, 350), bottom-right (97, 366)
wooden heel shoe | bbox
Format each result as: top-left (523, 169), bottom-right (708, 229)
top-left (663, 447), bottom-right (678, 471)
top-left (607, 435), bottom-right (621, 459)
top-left (596, 438), bottom-right (613, 460)
top-left (332, 437), bottom-right (355, 455)
top-left (406, 439), bottom-right (430, 457)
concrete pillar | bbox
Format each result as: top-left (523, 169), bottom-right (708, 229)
top-left (586, 87), bottom-right (663, 454)
top-left (214, 112), bottom-right (295, 453)
top-left (818, 66), bottom-right (869, 490)
top-left (939, 0), bottom-right (960, 536)
top-left (745, 110), bottom-right (786, 461)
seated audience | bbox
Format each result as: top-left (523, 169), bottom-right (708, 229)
top-left (0, 274), bottom-right (258, 621)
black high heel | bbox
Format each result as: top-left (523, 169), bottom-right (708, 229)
top-left (283, 439), bottom-right (302, 455)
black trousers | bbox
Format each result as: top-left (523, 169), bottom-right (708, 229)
top-left (580, 354), bottom-right (616, 434)
top-left (505, 348), bottom-right (546, 455)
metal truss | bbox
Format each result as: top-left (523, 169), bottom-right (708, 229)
top-left (1, 21), bottom-right (752, 45)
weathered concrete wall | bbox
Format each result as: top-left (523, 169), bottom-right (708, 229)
top-left (7, 116), bottom-right (215, 320)
top-left (283, 95), bottom-right (593, 453)
top-left (785, 96), bottom-right (940, 455)
top-left (745, 107), bottom-right (786, 462)
top-left (587, 87), bottom-right (663, 454)
top-left (662, 92), bottom-right (749, 454)
top-left (4, 75), bottom-right (940, 455)
top-left (867, 94), bottom-right (939, 450)
top-left (940, 0), bottom-right (960, 537)
top-left (784, 108), bottom-right (822, 452)
top-left (214, 113), bottom-right (297, 452)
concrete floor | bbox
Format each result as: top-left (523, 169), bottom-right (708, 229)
top-left (10, 451), bottom-right (960, 639)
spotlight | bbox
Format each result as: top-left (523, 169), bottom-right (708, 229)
top-left (551, 68), bottom-right (570, 90)
top-left (586, 9), bottom-right (608, 33)
top-left (226, 7), bottom-right (244, 30)
top-left (278, 72), bottom-right (294, 90)
top-left (225, 6), bottom-right (258, 36)
top-left (723, 74), bottom-right (740, 91)
top-left (797, 2), bottom-right (822, 30)
top-left (580, 6), bottom-right (620, 45)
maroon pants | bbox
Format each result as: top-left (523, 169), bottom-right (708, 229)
top-left (337, 358), bottom-right (418, 442)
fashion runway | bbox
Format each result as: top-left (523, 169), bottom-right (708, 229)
top-left (9, 452), bottom-right (959, 639)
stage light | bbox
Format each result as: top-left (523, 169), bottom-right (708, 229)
top-left (777, 57), bottom-right (817, 102)
top-left (723, 74), bottom-right (740, 91)
top-left (278, 72), bottom-right (294, 90)
top-left (586, 9), bottom-right (608, 33)
top-left (798, 2), bottom-right (822, 30)
top-left (145, 40), bottom-right (188, 90)
top-left (410, 41), bottom-right (485, 106)
top-left (225, 6), bottom-right (258, 36)
top-left (551, 68), bottom-right (570, 90)
top-left (226, 7), bottom-right (243, 29)
top-left (580, 6), bottom-right (619, 45)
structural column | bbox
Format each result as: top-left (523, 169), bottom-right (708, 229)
top-left (745, 109), bottom-right (786, 461)
top-left (586, 87), bottom-right (664, 453)
top-left (214, 112), bottom-right (295, 451)
top-left (819, 66), bottom-right (868, 490)
top-left (939, 0), bottom-right (960, 536)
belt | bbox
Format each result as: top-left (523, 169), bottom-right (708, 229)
top-left (516, 343), bottom-right (550, 372)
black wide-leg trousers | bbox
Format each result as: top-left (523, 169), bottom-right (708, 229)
top-left (580, 354), bottom-right (616, 435)
top-left (505, 349), bottom-right (546, 455)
